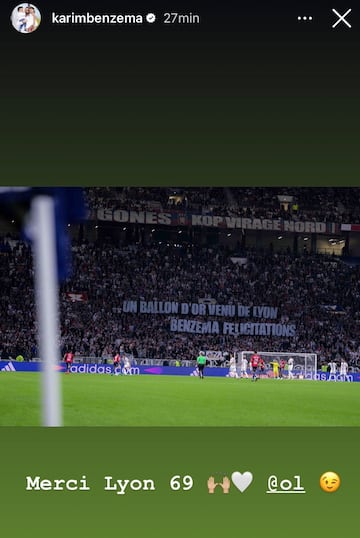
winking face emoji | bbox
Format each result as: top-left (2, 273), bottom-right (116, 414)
top-left (319, 472), bottom-right (341, 493)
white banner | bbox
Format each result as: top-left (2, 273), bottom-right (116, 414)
top-left (122, 300), bottom-right (279, 319)
top-left (170, 319), bottom-right (296, 337)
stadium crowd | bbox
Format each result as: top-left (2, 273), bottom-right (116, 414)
top-left (86, 187), bottom-right (360, 224)
top-left (1, 232), bottom-right (360, 369)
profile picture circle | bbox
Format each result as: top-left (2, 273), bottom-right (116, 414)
top-left (11, 3), bottom-right (41, 34)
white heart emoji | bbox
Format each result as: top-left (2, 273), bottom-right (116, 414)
top-left (231, 471), bottom-right (253, 492)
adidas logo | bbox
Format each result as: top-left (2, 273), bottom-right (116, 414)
top-left (1, 362), bottom-right (16, 372)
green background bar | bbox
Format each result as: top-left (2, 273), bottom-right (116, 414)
top-left (1, 427), bottom-right (358, 537)
top-left (1, 97), bottom-right (359, 185)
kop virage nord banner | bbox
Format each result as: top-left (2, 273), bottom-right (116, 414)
top-left (94, 208), bottom-right (341, 234)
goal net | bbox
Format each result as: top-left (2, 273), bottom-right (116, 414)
top-left (239, 351), bottom-right (317, 378)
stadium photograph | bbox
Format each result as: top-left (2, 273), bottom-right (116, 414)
top-left (1, 187), bottom-right (360, 426)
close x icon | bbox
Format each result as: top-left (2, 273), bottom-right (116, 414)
top-left (332, 8), bottom-right (352, 29)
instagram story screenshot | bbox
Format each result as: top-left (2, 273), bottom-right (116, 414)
top-left (0, 2), bottom-right (359, 537)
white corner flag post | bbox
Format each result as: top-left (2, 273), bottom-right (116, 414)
top-left (31, 195), bottom-right (62, 427)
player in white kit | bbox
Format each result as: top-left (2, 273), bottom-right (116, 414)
top-left (227, 356), bottom-right (239, 378)
top-left (287, 357), bottom-right (294, 379)
top-left (339, 359), bottom-right (348, 381)
top-left (240, 357), bottom-right (249, 378)
top-left (123, 356), bottom-right (132, 375)
top-left (328, 360), bottom-right (337, 381)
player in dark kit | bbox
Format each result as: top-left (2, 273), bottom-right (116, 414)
top-left (250, 351), bottom-right (261, 382)
top-left (113, 352), bottom-right (121, 375)
top-left (259, 357), bottom-right (265, 376)
top-left (279, 359), bottom-right (286, 379)
top-left (63, 351), bottom-right (74, 374)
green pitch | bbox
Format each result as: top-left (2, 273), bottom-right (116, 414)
top-left (0, 373), bottom-right (359, 426)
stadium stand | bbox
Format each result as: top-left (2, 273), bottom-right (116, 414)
top-left (86, 187), bottom-right (360, 223)
top-left (1, 202), bottom-right (360, 370)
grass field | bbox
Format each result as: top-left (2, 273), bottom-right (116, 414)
top-left (0, 373), bottom-right (359, 426)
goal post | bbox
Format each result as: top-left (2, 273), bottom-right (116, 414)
top-left (239, 351), bottom-right (317, 378)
